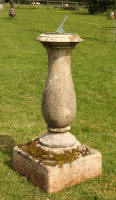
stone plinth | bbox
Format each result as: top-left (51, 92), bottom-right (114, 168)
top-left (13, 143), bottom-right (102, 194)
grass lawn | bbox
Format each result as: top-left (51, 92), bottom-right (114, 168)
top-left (0, 4), bottom-right (116, 200)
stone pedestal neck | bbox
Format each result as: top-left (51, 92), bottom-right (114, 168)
top-left (37, 33), bottom-right (83, 148)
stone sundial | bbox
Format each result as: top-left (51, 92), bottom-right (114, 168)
top-left (13, 17), bottom-right (102, 194)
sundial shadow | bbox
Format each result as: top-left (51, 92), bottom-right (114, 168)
top-left (0, 135), bottom-right (15, 168)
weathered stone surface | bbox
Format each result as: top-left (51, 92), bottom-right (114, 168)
top-left (37, 33), bottom-right (83, 43)
top-left (37, 34), bottom-right (83, 135)
top-left (13, 145), bottom-right (102, 194)
top-left (36, 33), bottom-right (83, 148)
top-left (39, 132), bottom-right (80, 148)
top-left (12, 33), bottom-right (102, 194)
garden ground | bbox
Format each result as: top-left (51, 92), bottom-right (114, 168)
top-left (0, 4), bottom-right (116, 200)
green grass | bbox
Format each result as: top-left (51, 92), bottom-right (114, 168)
top-left (0, 4), bottom-right (116, 200)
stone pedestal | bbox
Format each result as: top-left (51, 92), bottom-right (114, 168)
top-left (38, 33), bottom-right (83, 148)
top-left (12, 33), bottom-right (102, 193)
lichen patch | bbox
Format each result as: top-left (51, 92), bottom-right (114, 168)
top-left (18, 139), bottom-right (91, 167)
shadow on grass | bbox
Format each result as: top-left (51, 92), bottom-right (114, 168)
top-left (0, 17), bottom-right (17, 22)
top-left (0, 17), bottom-right (10, 20)
top-left (0, 135), bottom-right (15, 168)
top-left (15, 7), bottom-right (31, 10)
top-left (72, 11), bottom-right (90, 15)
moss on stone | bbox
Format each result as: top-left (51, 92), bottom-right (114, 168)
top-left (18, 139), bottom-right (90, 167)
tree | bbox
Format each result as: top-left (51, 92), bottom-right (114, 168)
top-left (86, 0), bottom-right (115, 14)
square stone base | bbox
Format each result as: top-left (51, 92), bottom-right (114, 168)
top-left (13, 145), bottom-right (102, 193)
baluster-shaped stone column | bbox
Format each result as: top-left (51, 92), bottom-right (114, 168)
top-left (37, 33), bottom-right (83, 148)
top-left (13, 32), bottom-right (102, 194)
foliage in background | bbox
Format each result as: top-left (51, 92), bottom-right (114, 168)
top-left (86, 0), bottom-right (116, 14)
top-left (4, 0), bottom-right (116, 12)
